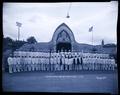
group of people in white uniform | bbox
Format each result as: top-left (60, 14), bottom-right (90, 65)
top-left (7, 51), bottom-right (117, 73)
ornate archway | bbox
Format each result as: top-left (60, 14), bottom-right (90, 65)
top-left (52, 23), bottom-right (75, 52)
top-left (56, 30), bottom-right (71, 52)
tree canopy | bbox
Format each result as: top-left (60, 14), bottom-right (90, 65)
top-left (27, 36), bottom-right (37, 44)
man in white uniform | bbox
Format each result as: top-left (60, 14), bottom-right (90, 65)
top-left (61, 53), bottom-right (65, 71)
top-left (111, 59), bottom-right (115, 70)
top-left (47, 53), bottom-right (50, 71)
top-left (57, 54), bottom-right (60, 71)
top-left (55, 53), bottom-right (59, 71)
top-left (104, 59), bottom-right (107, 70)
top-left (42, 53), bottom-right (45, 71)
top-left (45, 55), bottom-right (47, 71)
top-left (34, 57), bottom-right (38, 71)
top-left (40, 55), bottom-right (43, 71)
top-left (72, 53), bottom-right (75, 70)
top-left (16, 56), bottom-right (21, 72)
top-left (87, 58), bottom-right (90, 70)
top-left (43, 53), bottom-right (46, 71)
top-left (74, 53), bottom-right (77, 70)
top-left (12, 56), bottom-right (17, 72)
top-left (38, 56), bottom-right (41, 71)
top-left (46, 54), bottom-right (50, 71)
top-left (24, 57), bottom-right (28, 72)
top-left (65, 55), bottom-right (68, 71)
top-left (15, 56), bottom-right (20, 72)
top-left (102, 59), bottom-right (106, 70)
top-left (101, 59), bottom-right (104, 70)
top-left (78, 55), bottom-right (82, 70)
top-left (68, 54), bottom-right (72, 71)
top-left (50, 54), bottom-right (54, 71)
top-left (27, 57), bottom-right (31, 71)
top-left (31, 56), bottom-right (35, 71)
top-left (94, 57), bottom-right (97, 70)
top-left (86, 57), bottom-right (89, 70)
top-left (8, 56), bottom-right (13, 73)
top-left (53, 53), bottom-right (57, 71)
top-left (82, 58), bottom-right (86, 70)
top-left (36, 57), bottom-right (39, 71)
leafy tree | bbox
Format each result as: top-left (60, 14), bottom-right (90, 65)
top-left (3, 37), bottom-right (13, 51)
top-left (3, 37), bottom-right (27, 72)
top-left (27, 36), bottom-right (37, 44)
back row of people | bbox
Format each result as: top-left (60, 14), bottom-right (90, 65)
top-left (13, 51), bottom-right (109, 59)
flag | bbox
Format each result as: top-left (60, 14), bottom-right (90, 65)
top-left (89, 26), bottom-right (93, 32)
top-left (16, 22), bottom-right (22, 27)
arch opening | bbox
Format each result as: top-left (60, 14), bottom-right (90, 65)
top-left (56, 42), bottom-right (71, 52)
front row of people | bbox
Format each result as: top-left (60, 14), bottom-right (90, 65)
top-left (7, 55), bottom-right (117, 73)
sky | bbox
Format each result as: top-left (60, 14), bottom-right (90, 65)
top-left (3, 1), bottom-right (118, 45)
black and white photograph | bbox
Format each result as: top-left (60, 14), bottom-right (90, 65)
top-left (2, 1), bottom-right (118, 94)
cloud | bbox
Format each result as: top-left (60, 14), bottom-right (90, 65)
top-left (3, 1), bottom-right (118, 45)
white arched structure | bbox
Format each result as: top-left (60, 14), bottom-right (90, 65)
top-left (52, 23), bottom-right (76, 52)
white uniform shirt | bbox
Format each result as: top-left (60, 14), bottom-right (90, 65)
top-left (8, 57), bottom-right (13, 65)
top-left (57, 56), bottom-right (60, 64)
top-left (17, 57), bottom-right (20, 64)
top-left (69, 58), bottom-right (73, 65)
top-left (50, 57), bottom-right (54, 64)
top-left (13, 57), bottom-right (17, 65)
top-left (65, 57), bottom-right (68, 64)
top-left (62, 56), bottom-right (65, 64)
top-left (53, 56), bottom-right (57, 64)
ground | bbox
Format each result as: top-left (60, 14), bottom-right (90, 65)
top-left (2, 70), bottom-right (118, 94)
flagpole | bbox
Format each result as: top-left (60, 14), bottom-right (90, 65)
top-left (18, 26), bottom-right (20, 41)
top-left (92, 28), bottom-right (93, 46)
top-left (89, 26), bottom-right (93, 53)
top-left (16, 22), bottom-right (22, 41)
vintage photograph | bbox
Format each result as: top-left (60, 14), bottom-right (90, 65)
top-left (2, 1), bottom-right (118, 94)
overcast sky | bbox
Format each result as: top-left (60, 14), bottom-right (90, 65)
top-left (3, 1), bottom-right (118, 45)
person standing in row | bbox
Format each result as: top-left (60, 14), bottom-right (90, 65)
top-left (44, 56), bottom-right (47, 71)
top-left (72, 54), bottom-right (75, 70)
top-left (12, 56), bottom-right (17, 72)
top-left (28, 57), bottom-right (32, 71)
top-left (68, 54), bottom-right (72, 71)
top-left (24, 57), bottom-right (28, 72)
top-left (38, 56), bottom-right (41, 71)
top-left (7, 56), bottom-right (13, 73)
top-left (76, 54), bottom-right (80, 71)
top-left (50, 55), bottom-right (54, 71)
top-left (61, 54), bottom-right (65, 71)
top-left (34, 57), bottom-right (38, 71)
top-left (16, 56), bottom-right (21, 72)
top-left (42, 56), bottom-right (46, 71)
top-left (57, 54), bottom-right (61, 71)
top-left (64, 55), bottom-right (67, 71)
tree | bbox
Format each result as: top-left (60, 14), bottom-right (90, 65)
top-left (27, 36), bottom-right (37, 44)
top-left (3, 37), bottom-right (13, 52)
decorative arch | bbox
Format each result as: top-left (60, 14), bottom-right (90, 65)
top-left (56, 30), bottom-right (71, 43)
top-left (52, 23), bottom-right (75, 52)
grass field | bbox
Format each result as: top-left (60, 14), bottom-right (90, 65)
top-left (2, 70), bottom-right (118, 94)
